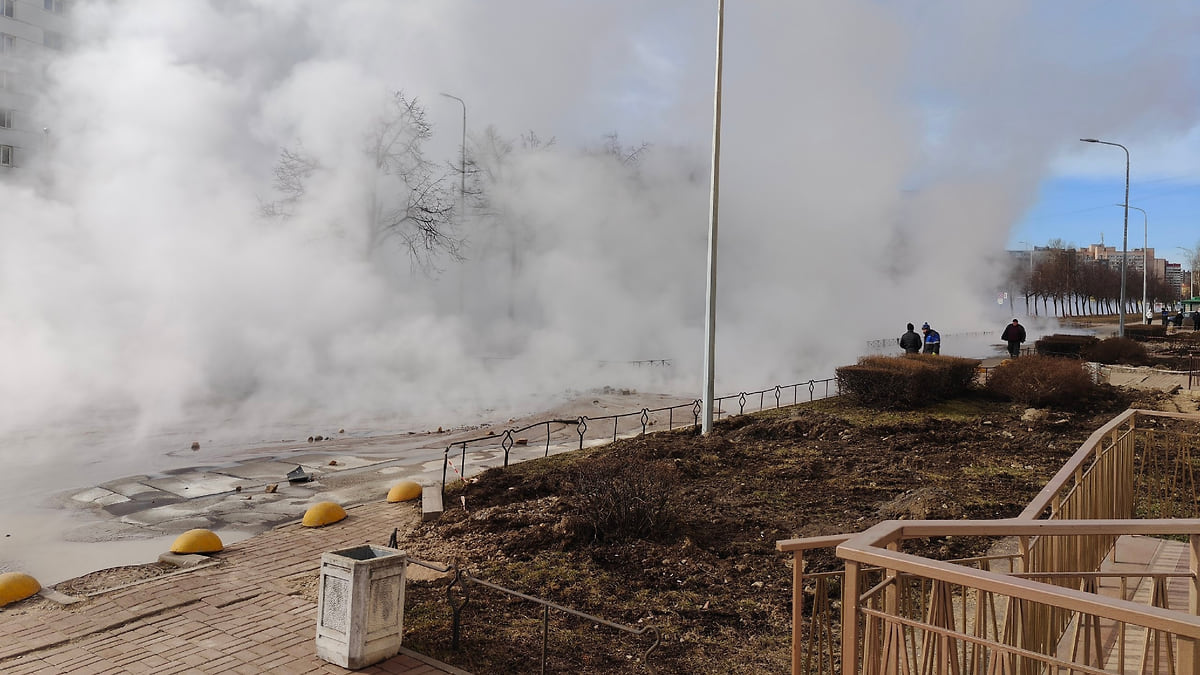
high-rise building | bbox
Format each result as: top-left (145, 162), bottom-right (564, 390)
top-left (0, 0), bottom-right (69, 176)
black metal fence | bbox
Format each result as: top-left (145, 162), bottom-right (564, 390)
top-left (440, 378), bottom-right (837, 497)
top-left (402, 552), bottom-right (660, 674)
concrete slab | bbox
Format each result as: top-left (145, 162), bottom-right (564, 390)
top-left (208, 460), bottom-right (304, 481)
top-left (142, 473), bottom-right (258, 498)
top-left (421, 485), bottom-right (443, 522)
top-left (71, 487), bottom-right (131, 507)
top-left (291, 454), bottom-right (378, 471)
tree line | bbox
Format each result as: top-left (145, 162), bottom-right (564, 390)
top-left (1005, 241), bottom-right (1180, 317)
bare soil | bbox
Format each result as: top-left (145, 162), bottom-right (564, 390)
top-left (390, 384), bottom-right (1174, 674)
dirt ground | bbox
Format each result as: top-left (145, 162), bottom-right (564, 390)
top-left (384, 379), bottom-right (1181, 674)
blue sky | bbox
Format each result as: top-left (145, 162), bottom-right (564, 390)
top-left (1011, 173), bottom-right (1199, 262)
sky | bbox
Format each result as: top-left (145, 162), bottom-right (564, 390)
top-left (2, 0), bottom-right (1200, 459)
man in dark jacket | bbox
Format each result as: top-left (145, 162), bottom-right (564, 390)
top-left (899, 323), bottom-right (922, 354)
top-left (1001, 318), bottom-right (1026, 358)
top-left (921, 323), bottom-right (941, 354)
top-left (1193, 311), bottom-right (1200, 331)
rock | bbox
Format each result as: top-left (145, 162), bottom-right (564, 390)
top-left (328, 460), bottom-right (338, 466)
top-left (314, 435), bottom-right (324, 441)
top-left (307, 436), bottom-right (314, 443)
top-left (1021, 408), bottom-right (1049, 422)
top-left (515, 438), bottom-right (528, 446)
top-left (190, 441), bottom-right (200, 450)
top-left (265, 484), bottom-right (278, 493)
top-left (338, 428), bottom-right (345, 434)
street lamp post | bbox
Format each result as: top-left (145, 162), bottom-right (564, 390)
top-left (1118, 204), bottom-right (1148, 320)
top-left (1018, 240), bottom-right (1033, 314)
top-left (441, 93), bottom-right (467, 313)
top-left (701, 0), bottom-right (725, 435)
top-left (439, 93), bottom-right (466, 210)
top-left (1178, 247), bottom-right (1198, 301)
top-left (1080, 138), bottom-right (1129, 337)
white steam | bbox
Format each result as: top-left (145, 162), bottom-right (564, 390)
top-left (2, 0), bottom-right (1199, 456)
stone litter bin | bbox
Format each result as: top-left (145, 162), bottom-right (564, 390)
top-left (316, 545), bottom-right (407, 669)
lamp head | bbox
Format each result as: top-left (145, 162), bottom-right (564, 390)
top-left (1080, 138), bottom-right (1099, 143)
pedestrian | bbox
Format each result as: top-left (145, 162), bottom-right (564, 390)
top-left (1001, 318), bottom-right (1026, 358)
top-left (899, 323), bottom-right (922, 354)
top-left (1162, 308), bottom-right (1170, 326)
top-left (1174, 311), bottom-right (1185, 328)
top-left (1145, 308), bottom-right (1153, 325)
top-left (1193, 310), bottom-right (1200, 331)
top-left (921, 323), bottom-right (941, 355)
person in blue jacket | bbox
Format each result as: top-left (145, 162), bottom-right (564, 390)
top-left (921, 323), bottom-right (941, 354)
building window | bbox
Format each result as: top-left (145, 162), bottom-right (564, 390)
top-left (2, 0), bottom-right (13, 18)
top-left (0, 108), bottom-right (11, 129)
top-left (43, 31), bottom-right (63, 49)
top-left (0, 71), bottom-right (9, 90)
top-left (0, 145), bottom-right (12, 167)
top-left (44, 0), bottom-right (67, 13)
top-left (1, 34), bottom-right (13, 54)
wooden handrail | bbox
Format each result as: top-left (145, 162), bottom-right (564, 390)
top-left (837, 518), bottom-right (1200, 639)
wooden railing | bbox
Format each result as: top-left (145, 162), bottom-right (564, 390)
top-left (777, 409), bottom-right (1200, 675)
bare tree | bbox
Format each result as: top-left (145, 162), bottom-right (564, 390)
top-left (261, 92), bottom-right (461, 272)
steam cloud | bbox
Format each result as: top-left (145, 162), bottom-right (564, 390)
top-left (2, 1), bottom-right (1199, 459)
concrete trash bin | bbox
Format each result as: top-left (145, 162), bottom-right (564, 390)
top-left (315, 545), bottom-right (407, 669)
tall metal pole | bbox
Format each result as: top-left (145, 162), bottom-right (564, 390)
top-left (442, 93), bottom-right (467, 312)
top-left (440, 93), bottom-right (466, 210)
top-left (1120, 205), bottom-right (1148, 318)
top-left (1018, 240), bottom-right (1033, 314)
top-left (1080, 139), bottom-right (1129, 337)
top-left (701, 0), bottom-right (724, 435)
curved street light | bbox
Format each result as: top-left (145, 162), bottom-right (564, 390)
top-left (1177, 246), bottom-right (1198, 302)
top-left (1117, 204), bottom-right (1148, 320)
top-left (1080, 139), bottom-right (1130, 337)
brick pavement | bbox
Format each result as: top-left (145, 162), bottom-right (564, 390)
top-left (0, 503), bottom-right (467, 674)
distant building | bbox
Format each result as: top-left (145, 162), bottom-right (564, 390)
top-left (1078, 244), bottom-right (1166, 278)
top-left (1166, 262), bottom-right (1184, 296)
top-left (0, 0), bottom-right (69, 176)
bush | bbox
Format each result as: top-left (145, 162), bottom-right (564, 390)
top-left (566, 456), bottom-right (677, 543)
top-left (836, 354), bottom-right (981, 408)
top-left (1034, 334), bottom-right (1099, 358)
top-left (1083, 337), bottom-right (1149, 365)
top-left (984, 356), bottom-right (1098, 408)
top-left (1125, 324), bottom-right (1166, 341)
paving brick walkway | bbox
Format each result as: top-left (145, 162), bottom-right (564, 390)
top-left (0, 502), bottom-right (466, 674)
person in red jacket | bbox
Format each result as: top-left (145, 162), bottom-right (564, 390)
top-left (1001, 319), bottom-right (1026, 358)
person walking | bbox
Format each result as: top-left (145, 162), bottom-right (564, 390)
top-left (1001, 318), bottom-right (1026, 358)
top-left (899, 323), bottom-right (922, 354)
top-left (921, 323), bottom-right (941, 354)
top-left (1192, 310), bottom-right (1200, 331)
top-left (1145, 308), bottom-right (1154, 325)
top-left (1162, 308), bottom-right (1170, 326)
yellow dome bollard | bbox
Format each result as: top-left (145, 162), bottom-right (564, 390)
top-left (0, 572), bottom-right (41, 607)
top-left (386, 480), bottom-right (422, 503)
top-left (302, 501), bottom-right (347, 527)
top-left (170, 529), bottom-right (224, 554)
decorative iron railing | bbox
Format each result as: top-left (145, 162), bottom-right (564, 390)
top-left (439, 377), bottom-right (838, 497)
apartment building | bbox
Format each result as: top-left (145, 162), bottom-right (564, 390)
top-left (0, 0), bottom-right (69, 175)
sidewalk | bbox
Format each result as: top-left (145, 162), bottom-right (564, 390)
top-left (0, 501), bottom-right (467, 674)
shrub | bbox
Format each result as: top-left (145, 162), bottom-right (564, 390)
top-left (1034, 334), bottom-right (1099, 358)
top-left (1125, 324), bottom-right (1166, 341)
top-left (984, 356), bottom-right (1098, 408)
top-left (836, 354), bottom-right (981, 408)
top-left (566, 456), bottom-right (677, 543)
top-left (1083, 337), bottom-right (1149, 365)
